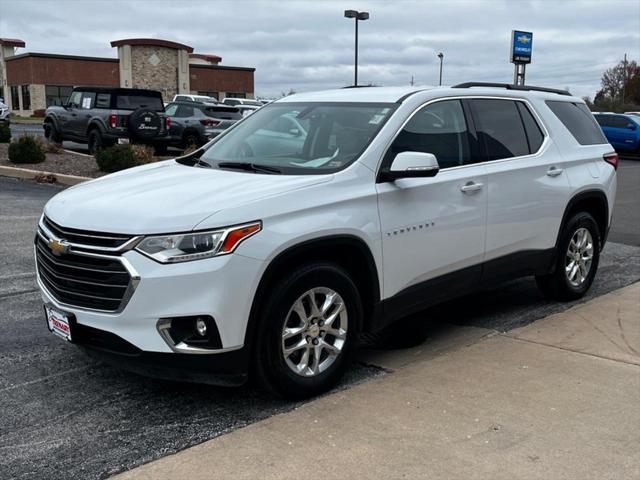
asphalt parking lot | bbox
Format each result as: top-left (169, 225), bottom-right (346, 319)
top-left (1, 160), bottom-right (639, 480)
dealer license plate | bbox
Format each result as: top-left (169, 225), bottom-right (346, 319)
top-left (45, 305), bottom-right (72, 341)
top-left (117, 138), bottom-right (130, 145)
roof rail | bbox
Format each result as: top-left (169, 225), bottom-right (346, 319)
top-left (452, 82), bottom-right (571, 96)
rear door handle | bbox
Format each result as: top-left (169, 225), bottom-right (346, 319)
top-left (460, 181), bottom-right (484, 194)
top-left (546, 166), bottom-right (563, 177)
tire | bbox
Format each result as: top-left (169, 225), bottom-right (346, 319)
top-left (88, 129), bottom-right (103, 155)
top-left (536, 212), bottom-right (600, 301)
top-left (182, 132), bottom-right (200, 149)
top-left (44, 120), bottom-right (62, 143)
top-left (153, 143), bottom-right (168, 156)
top-left (253, 262), bottom-right (361, 399)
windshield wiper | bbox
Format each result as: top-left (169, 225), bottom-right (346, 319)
top-left (217, 162), bottom-right (282, 174)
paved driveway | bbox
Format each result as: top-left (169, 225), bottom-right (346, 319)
top-left (0, 160), bottom-right (638, 479)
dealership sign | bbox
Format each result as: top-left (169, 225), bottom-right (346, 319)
top-left (510, 30), bottom-right (533, 64)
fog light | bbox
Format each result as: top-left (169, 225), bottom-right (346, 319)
top-left (195, 318), bottom-right (207, 337)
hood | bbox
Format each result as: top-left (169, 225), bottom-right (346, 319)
top-left (44, 160), bottom-right (331, 234)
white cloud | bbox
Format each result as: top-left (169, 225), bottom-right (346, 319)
top-left (1, 0), bottom-right (638, 98)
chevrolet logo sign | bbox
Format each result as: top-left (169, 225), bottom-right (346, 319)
top-left (48, 239), bottom-right (70, 256)
top-left (518, 35), bottom-right (531, 44)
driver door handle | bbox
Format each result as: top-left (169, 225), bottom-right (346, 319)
top-left (460, 181), bottom-right (483, 194)
top-left (546, 166), bottom-right (563, 177)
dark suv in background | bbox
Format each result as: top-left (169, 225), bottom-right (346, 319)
top-left (162, 101), bottom-right (242, 148)
top-left (44, 87), bottom-right (169, 154)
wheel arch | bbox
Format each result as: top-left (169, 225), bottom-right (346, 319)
top-left (86, 118), bottom-right (106, 137)
top-left (557, 189), bottom-right (609, 251)
top-left (244, 234), bottom-right (381, 349)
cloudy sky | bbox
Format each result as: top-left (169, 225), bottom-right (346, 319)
top-left (1, 0), bottom-right (638, 98)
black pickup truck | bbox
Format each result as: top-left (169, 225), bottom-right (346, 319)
top-left (43, 87), bottom-right (169, 154)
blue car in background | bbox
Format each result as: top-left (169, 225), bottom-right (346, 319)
top-left (593, 113), bottom-right (640, 154)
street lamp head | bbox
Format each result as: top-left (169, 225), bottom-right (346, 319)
top-left (437, 52), bottom-right (444, 59)
top-left (357, 11), bottom-right (370, 20)
top-left (344, 9), bottom-right (358, 18)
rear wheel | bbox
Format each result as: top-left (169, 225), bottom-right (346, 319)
top-left (253, 263), bottom-right (361, 399)
top-left (88, 129), bottom-right (103, 155)
top-left (536, 212), bottom-right (600, 301)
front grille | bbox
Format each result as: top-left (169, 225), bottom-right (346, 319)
top-left (35, 235), bottom-right (132, 312)
top-left (43, 216), bottom-right (133, 249)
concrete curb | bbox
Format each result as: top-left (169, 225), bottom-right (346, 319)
top-left (0, 165), bottom-right (91, 186)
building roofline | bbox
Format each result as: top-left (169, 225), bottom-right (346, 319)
top-left (189, 53), bottom-right (222, 63)
top-left (0, 38), bottom-right (26, 48)
top-left (189, 64), bottom-right (255, 72)
top-left (5, 52), bottom-right (118, 63)
top-left (111, 38), bottom-right (194, 53)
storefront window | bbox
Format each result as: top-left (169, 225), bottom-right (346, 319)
top-left (21, 85), bottom-right (31, 110)
top-left (45, 85), bottom-right (74, 107)
top-left (10, 86), bottom-right (20, 110)
top-left (225, 92), bottom-right (247, 99)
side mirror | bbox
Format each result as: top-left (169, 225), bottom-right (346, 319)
top-left (627, 123), bottom-right (637, 131)
top-left (289, 128), bottom-right (300, 136)
top-left (381, 151), bottom-right (440, 182)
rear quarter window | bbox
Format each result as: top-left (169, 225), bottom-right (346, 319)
top-left (545, 101), bottom-right (607, 145)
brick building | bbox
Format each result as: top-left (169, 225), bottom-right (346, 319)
top-left (0, 37), bottom-right (255, 116)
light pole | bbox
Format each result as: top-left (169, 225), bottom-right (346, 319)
top-left (344, 9), bottom-right (369, 86)
top-left (437, 52), bottom-right (444, 86)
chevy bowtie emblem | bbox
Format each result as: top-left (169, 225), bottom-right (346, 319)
top-left (518, 35), bottom-right (531, 44)
top-left (48, 239), bottom-right (69, 256)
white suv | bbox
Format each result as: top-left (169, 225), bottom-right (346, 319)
top-left (36, 83), bottom-right (617, 398)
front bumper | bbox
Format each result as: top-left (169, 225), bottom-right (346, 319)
top-left (37, 248), bottom-right (265, 356)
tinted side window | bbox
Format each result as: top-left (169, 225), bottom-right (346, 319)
top-left (176, 105), bottom-right (194, 117)
top-left (516, 102), bottom-right (544, 153)
top-left (594, 115), bottom-right (609, 127)
top-left (472, 99), bottom-right (529, 160)
top-left (388, 99), bottom-right (472, 169)
top-left (80, 91), bottom-right (96, 109)
top-left (611, 116), bottom-right (631, 128)
top-left (95, 93), bottom-right (111, 108)
top-left (546, 101), bottom-right (607, 145)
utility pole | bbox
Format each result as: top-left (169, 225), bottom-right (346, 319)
top-left (410, 75), bottom-right (414, 86)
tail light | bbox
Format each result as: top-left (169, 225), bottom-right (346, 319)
top-left (200, 119), bottom-right (220, 127)
top-left (603, 152), bottom-right (619, 170)
top-left (165, 116), bottom-right (171, 131)
top-left (109, 114), bottom-right (117, 129)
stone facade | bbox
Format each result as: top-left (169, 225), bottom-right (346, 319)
top-left (130, 45), bottom-right (179, 102)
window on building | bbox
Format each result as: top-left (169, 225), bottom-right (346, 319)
top-left (21, 85), bottom-right (31, 111)
top-left (226, 92), bottom-right (247, 99)
top-left (45, 86), bottom-right (74, 107)
top-left (387, 99), bottom-right (473, 169)
top-left (198, 91), bottom-right (219, 100)
top-left (546, 101), bottom-right (607, 145)
top-left (10, 86), bottom-right (20, 110)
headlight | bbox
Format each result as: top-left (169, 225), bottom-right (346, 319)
top-left (136, 222), bottom-right (261, 263)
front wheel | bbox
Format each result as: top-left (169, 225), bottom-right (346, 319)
top-left (536, 212), bottom-right (600, 301)
top-left (253, 263), bottom-right (361, 399)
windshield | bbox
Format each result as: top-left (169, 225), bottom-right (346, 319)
top-left (200, 102), bottom-right (396, 174)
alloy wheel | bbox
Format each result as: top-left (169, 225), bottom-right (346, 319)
top-left (281, 287), bottom-right (348, 377)
top-left (565, 227), bottom-right (594, 287)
